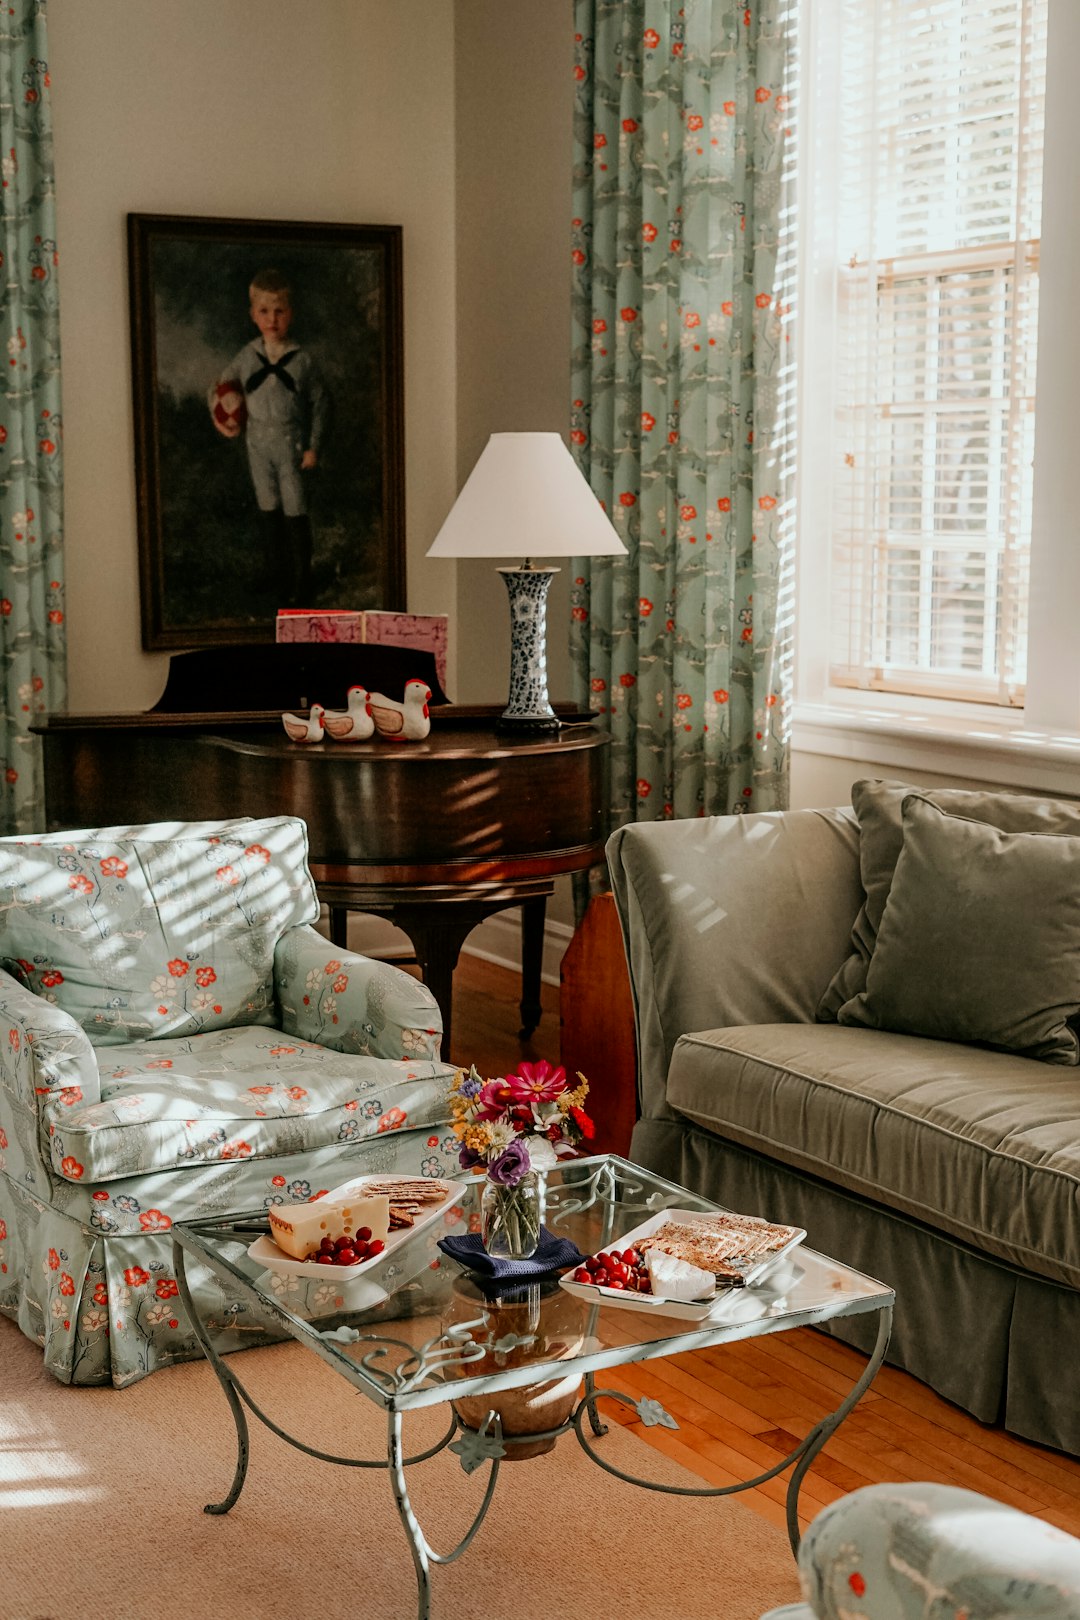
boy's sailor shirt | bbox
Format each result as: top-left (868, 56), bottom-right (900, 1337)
top-left (215, 337), bottom-right (329, 455)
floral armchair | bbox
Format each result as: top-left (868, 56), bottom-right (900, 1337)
top-left (762, 1482), bottom-right (1080, 1619)
top-left (0, 815), bottom-right (460, 1386)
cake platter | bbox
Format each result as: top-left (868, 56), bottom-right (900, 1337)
top-left (558, 1206), bottom-right (806, 1321)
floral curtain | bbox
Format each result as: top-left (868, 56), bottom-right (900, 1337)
top-left (0, 0), bottom-right (64, 834)
top-left (569, 0), bottom-right (795, 835)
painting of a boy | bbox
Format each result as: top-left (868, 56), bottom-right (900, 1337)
top-left (129, 214), bottom-right (404, 650)
top-left (210, 269), bottom-right (329, 605)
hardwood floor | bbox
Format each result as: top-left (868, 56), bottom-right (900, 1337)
top-left (451, 949), bottom-right (1080, 1541)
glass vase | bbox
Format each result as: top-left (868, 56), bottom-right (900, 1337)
top-left (481, 1171), bottom-right (544, 1260)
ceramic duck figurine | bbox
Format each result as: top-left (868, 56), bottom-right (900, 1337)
top-left (323, 686), bottom-right (375, 742)
top-left (367, 680), bottom-right (432, 742)
top-left (281, 703), bottom-right (326, 743)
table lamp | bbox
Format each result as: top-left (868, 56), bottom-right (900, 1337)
top-left (426, 433), bottom-right (626, 735)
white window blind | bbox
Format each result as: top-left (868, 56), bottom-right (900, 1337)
top-left (830, 0), bottom-right (1047, 705)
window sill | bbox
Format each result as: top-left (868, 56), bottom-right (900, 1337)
top-left (792, 699), bottom-right (1080, 794)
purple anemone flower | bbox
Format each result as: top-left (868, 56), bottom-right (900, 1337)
top-left (486, 1138), bottom-right (532, 1188)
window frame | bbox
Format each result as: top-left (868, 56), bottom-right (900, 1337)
top-left (794, 0), bottom-right (1080, 778)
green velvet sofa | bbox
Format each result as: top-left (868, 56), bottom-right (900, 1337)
top-left (608, 802), bottom-right (1080, 1456)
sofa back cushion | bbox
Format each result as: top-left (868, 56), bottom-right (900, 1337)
top-left (837, 795), bottom-right (1080, 1062)
top-left (817, 778), bottom-right (1080, 1019)
top-left (0, 816), bottom-right (320, 1045)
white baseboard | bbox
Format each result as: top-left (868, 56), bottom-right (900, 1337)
top-left (320, 907), bottom-right (572, 986)
top-left (461, 909), bottom-right (572, 986)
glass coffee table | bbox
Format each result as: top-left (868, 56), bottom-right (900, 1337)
top-left (173, 1154), bottom-right (893, 1620)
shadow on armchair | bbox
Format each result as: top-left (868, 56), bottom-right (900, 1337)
top-left (0, 815), bottom-right (459, 1387)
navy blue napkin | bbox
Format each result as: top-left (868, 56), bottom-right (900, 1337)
top-left (437, 1226), bottom-right (586, 1279)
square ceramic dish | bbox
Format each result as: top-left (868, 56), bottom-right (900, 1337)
top-left (558, 1207), bottom-right (806, 1320)
top-left (247, 1175), bottom-right (467, 1279)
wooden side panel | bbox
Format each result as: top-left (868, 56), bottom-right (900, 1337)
top-left (559, 892), bottom-right (637, 1157)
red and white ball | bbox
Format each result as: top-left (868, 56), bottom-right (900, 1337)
top-left (212, 378), bottom-right (246, 434)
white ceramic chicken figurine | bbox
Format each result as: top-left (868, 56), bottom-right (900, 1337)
top-left (323, 686), bottom-right (375, 742)
top-left (281, 703), bottom-right (326, 743)
top-left (367, 680), bottom-right (432, 742)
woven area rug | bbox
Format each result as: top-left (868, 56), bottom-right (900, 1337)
top-left (1, 1316), bottom-right (801, 1620)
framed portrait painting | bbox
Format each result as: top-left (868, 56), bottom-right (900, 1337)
top-left (127, 213), bottom-right (405, 651)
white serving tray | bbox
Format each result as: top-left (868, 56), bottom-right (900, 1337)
top-left (248, 1174), bottom-right (467, 1279)
top-left (558, 1207), bottom-right (806, 1321)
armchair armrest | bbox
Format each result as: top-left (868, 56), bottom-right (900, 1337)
top-left (0, 968), bottom-right (101, 1189)
top-left (274, 924), bottom-right (443, 1060)
top-left (798, 1483), bottom-right (1080, 1618)
top-left (607, 808), bottom-right (862, 1117)
top-left (0, 968), bottom-right (101, 1110)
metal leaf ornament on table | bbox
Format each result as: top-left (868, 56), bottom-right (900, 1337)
top-left (449, 1422), bottom-right (506, 1474)
top-left (636, 1396), bottom-right (679, 1431)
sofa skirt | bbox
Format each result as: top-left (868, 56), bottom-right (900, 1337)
top-left (0, 1123), bottom-right (466, 1388)
top-left (631, 1115), bottom-right (1080, 1458)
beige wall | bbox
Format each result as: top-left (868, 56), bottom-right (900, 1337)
top-left (452, 0), bottom-right (575, 708)
top-left (49, 0), bottom-right (459, 713)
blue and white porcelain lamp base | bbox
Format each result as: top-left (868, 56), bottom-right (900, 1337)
top-left (495, 563), bottom-right (561, 736)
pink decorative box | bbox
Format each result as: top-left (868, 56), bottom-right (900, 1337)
top-left (363, 611), bottom-right (448, 689)
top-left (275, 610), bottom-right (365, 644)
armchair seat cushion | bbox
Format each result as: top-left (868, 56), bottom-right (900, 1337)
top-left (667, 1022), bottom-right (1080, 1288)
top-left (44, 1026), bottom-right (456, 1183)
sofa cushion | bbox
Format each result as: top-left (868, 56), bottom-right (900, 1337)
top-left (817, 779), bottom-right (1080, 1019)
top-left (43, 1025), bottom-right (456, 1183)
top-left (666, 1022), bottom-right (1080, 1288)
top-left (0, 817), bottom-right (320, 1045)
top-left (837, 796), bottom-right (1080, 1062)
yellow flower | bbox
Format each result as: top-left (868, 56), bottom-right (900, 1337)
top-left (561, 1072), bottom-right (591, 1111)
top-left (463, 1123), bottom-right (493, 1153)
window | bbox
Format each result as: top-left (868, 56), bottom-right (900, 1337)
top-left (821, 0), bottom-right (1048, 707)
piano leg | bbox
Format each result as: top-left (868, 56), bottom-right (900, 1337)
top-left (518, 895), bottom-right (547, 1040)
top-left (312, 880), bottom-right (557, 1066)
top-left (328, 905), bottom-right (349, 949)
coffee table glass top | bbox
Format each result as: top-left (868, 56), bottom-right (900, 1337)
top-left (174, 1154), bottom-right (893, 1413)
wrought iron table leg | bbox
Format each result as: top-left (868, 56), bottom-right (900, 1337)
top-left (584, 1369), bottom-right (608, 1437)
top-left (389, 1412), bottom-right (433, 1620)
top-left (571, 1302), bottom-right (894, 1565)
top-left (783, 1304), bottom-right (893, 1555)
top-left (173, 1239), bottom-right (250, 1515)
top-left (388, 1410), bottom-right (504, 1620)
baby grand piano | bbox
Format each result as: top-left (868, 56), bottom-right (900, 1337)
top-left (35, 644), bottom-right (610, 1058)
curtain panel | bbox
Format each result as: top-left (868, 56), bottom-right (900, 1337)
top-left (0, 0), bottom-right (64, 833)
top-left (570, 0), bottom-right (795, 832)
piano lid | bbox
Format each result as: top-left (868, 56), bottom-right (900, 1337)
top-left (151, 643), bottom-right (450, 715)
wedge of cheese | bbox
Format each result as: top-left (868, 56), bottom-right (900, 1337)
top-left (268, 1191), bottom-right (390, 1261)
top-left (644, 1248), bottom-right (716, 1302)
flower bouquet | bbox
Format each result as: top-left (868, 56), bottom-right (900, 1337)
top-left (450, 1060), bottom-right (595, 1260)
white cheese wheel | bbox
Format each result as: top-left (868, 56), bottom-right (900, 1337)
top-left (645, 1248), bottom-right (716, 1301)
top-left (268, 1192), bottom-right (390, 1260)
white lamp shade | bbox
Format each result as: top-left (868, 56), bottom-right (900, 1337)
top-left (426, 432), bottom-right (626, 559)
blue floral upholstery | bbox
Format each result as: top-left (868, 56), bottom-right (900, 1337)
top-left (0, 816), bottom-right (320, 1042)
top-left (760, 1483), bottom-right (1080, 1619)
top-left (0, 816), bottom-right (459, 1386)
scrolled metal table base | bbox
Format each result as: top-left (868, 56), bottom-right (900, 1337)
top-left (571, 1306), bottom-right (893, 1556)
top-left (177, 1231), bottom-right (892, 1617)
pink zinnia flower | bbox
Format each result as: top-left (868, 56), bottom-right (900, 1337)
top-left (473, 1078), bottom-right (515, 1120)
top-left (506, 1060), bottom-right (568, 1105)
